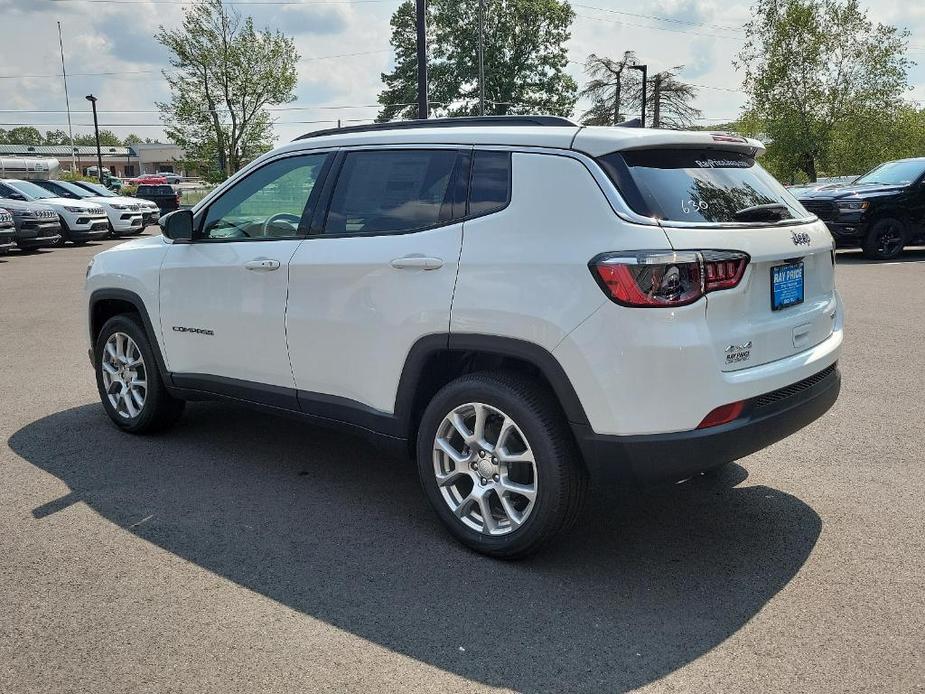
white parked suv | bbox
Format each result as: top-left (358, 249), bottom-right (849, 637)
top-left (85, 116), bottom-right (843, 557)
top-left (72, 180), bottom-right (161, 228)
top-left (31, 179), bottom-right (146, 237)
top-left (0, 178), bottom-right (109, 246)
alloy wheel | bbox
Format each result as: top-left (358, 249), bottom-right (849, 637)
top-left (100, 332), bottom-right (147, 418)
top-left (432, 402), bottom-right (538, 535)
top-left (876, 222), bottom-right (904, 256)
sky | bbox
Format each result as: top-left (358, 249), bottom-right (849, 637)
top-left (0, 0), bottom-right (923, 147)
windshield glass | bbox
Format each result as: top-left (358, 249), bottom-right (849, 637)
top-left (6, 180), bottom-right (55, 199)
top-left (50, 180), bottom-right (93, 198)
top-left (598, 148), bottom-right (810, 224)
top-left (853, 160), bottom-right (925, 186)
top-left (80, 182), bottom-right (116, 197)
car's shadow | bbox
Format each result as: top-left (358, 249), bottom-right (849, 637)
top-left (9, 403), bottom-right (821, 693)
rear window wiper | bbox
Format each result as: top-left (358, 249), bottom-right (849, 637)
top-left (733, 203), bottom-right (791, 222)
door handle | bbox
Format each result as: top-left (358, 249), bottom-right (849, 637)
top-left (244, 258), bottom-right (281, 272)
top-left (390, 255), bottom-right (444, 270)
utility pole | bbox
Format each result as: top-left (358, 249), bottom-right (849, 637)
top-left (415, 0), bottom-right (428, 119)
top-left (629, 63), bottom-right (647, 127)
top-left (652, 72), bottom-right (662, 129)
top-left (85, 94), bottom-right (103, 184)
top-left (478, 0), bottom-right (486, 116)
top-left (612, 66), bottom-right (622, 125)
top-left (57, 21), bottom-right (77, 172)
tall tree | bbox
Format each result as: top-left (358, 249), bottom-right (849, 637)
top-left (579, 51), bottom-right (639, 125)
top-left (645, 68), bottom-right (701, 129)
top-left (0, 126), bottom-right (43, 145)
top-left (156, 0), bottom-right (299, 179)
top-left (377, 0), bottom-right (577, 121)
top-left (74, 129), bottom-right (124, 147)
top-left (736, 0), bottom-right (911, 181)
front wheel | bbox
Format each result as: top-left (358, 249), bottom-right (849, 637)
top-left (863, 217), bottom-right (906, 260)
top-left (416, 373), bottom-right (587, 558)
top-left (95, 314), bottom-right (185, 433)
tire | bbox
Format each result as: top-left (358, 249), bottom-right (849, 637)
top-left (862, 217), bottom-right (906, 260)
top-left (94, 314), bottom-right (185, 434)
top-left (416, 372), bottom-right (588, 559)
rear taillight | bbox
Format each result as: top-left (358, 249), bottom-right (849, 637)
top-left (591, 250), bottom-right (749, 308)
top-left (697, 400), bottom-right (745, 429)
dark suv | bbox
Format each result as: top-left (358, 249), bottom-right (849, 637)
top-left (135, 184), bottom-right (180, 214)
top-left (798, 158), bottom-right (925, 259)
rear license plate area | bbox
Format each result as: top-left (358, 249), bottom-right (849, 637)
top-left (771, 261), bottom-right (804, 311)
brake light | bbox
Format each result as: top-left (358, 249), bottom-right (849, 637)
top-left (697, 400), bottom-right (745, 428)
top-left (591, 250), bottom-right (749, 308)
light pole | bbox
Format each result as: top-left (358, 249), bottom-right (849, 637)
top-left (85, 94), bottom-right (104, 183)
top-left (478, 0), bottom-right (485, 116)
top-left (629, 63), bottom-right (647, 127)
top-left (415, 0), bottom-right (428, 119)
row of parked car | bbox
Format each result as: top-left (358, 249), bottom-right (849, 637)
top-left (0, 178), bottom-right (181, 253)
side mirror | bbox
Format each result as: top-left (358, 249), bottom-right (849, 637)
top-left (9, 193), bottom-right (26, 201)
top-left (160, 209), bottom-right (194, 241)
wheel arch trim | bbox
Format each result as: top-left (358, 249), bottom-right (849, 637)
top-left (88, 288), bottom-right (171, 384)
top-left (393, 333), bottom-right (590, 438)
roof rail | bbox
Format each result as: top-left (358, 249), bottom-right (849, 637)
top-left (294, 115), bottom-right (579, 141)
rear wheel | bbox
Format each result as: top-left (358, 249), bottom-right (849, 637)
top-left (95, 314), bottom-right (185, 433)
top-left (863, 217), bottom-right (906, 260)
top-left (416, 373), bottom-right (587, 558)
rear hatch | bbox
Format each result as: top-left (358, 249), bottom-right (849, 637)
top-left (595, 145), bottom-right (837, 372)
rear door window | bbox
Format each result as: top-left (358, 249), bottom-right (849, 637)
top-left (324, 149), bottom-right (459, 235)
top-left (598, 148), bottom-right (810, 224)
top-left (469, 150), bottom-right (511, 216)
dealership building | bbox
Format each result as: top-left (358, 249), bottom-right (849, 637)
top-left (0, 143), bottom-right (187, 178)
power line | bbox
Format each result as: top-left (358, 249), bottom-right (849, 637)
top-left (0, 48), bottom-right (391, 80)
top-left (573, 3), bottom-right (745, 34)
top-left (43, 0), bottom-right (394, 4)
top-left (573, 13), bottom-right (745, 41)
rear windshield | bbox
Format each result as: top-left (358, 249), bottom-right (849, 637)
top-left (598, 148), bottom-right (810, 224)
top-left (138, 185), bottom-right (174, 195)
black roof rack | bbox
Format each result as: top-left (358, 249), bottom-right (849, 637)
top-left (294, 115), bottom-right (578, 141)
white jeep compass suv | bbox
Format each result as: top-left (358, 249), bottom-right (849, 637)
top-left (85, 116), bottom-right (843, 558)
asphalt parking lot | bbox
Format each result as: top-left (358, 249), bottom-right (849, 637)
top-left (1, 235), bottom-right (923, 693)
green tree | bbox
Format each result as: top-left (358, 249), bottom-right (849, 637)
top-left (123, 134), bottom-right (143, 146)
top-left (43, 129), bottom-right (72, 145)
top-left (736, 0), bottom-right (912, 182)
top-left (156, 0), bottom-right (299, 178)
top-left (579, 51), bottom-right (639, 125)
top-left (645, 68), bottom-right (701, 129)
top-left (73, 129), bottom-right (124, 147)
top-left (377, 0), bottom-right (576, 121)
top-left (0, 126), bottom-right (42, 145)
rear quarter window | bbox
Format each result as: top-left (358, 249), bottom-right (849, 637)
top-left (469, 150), bottom-right (511, 217)
top-left (598, 148), bottom-right (810, 224)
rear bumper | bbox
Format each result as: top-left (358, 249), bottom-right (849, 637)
top-left (574, 363), bottom-right (840, 485)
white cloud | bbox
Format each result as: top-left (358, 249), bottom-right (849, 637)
top-left (0, 0), bottom-right (921, 143)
